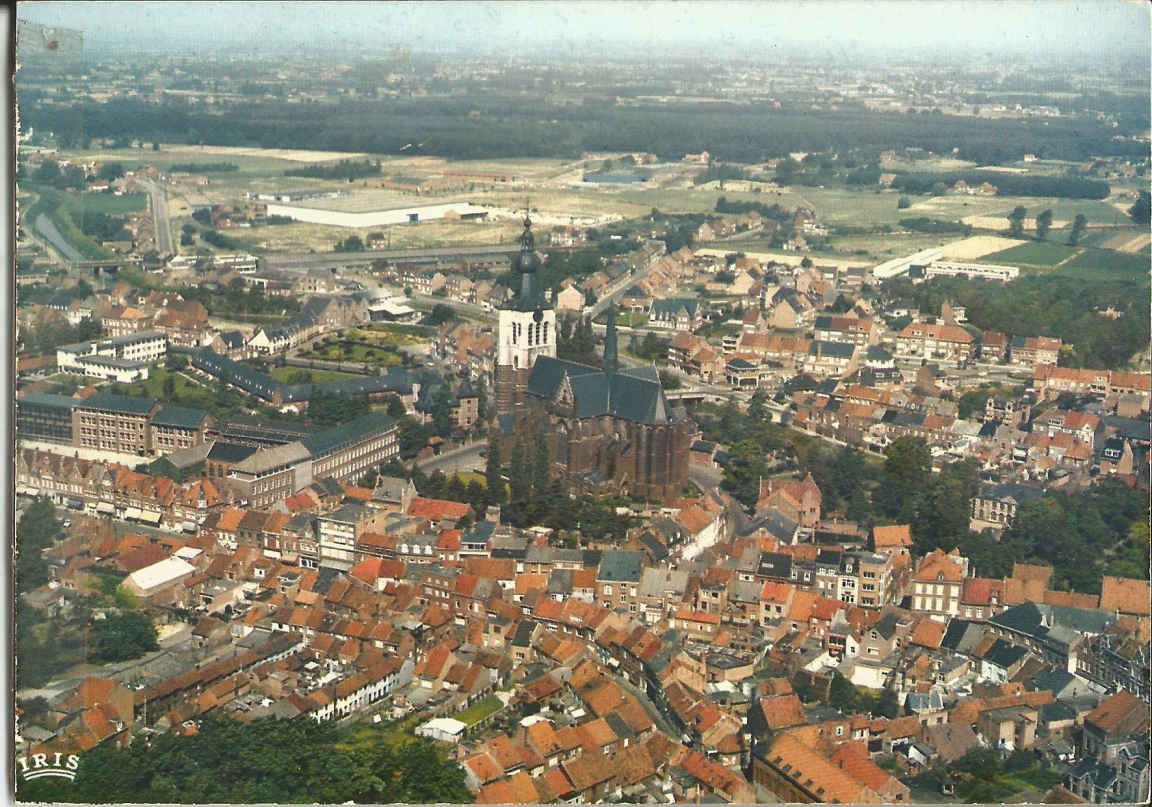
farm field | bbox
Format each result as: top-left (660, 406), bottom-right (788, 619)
top-left (1049, 248), bottom-right (1151, 282)
top-left (978, 241), bottom-right (1080, 266)
top-left (1099, 230), bottom-right (1152, 253)
top-left (820, 232), bottom-right (955, 260)
top-left (939, 235), bottom-right (1028, 260)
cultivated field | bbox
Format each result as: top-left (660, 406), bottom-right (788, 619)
top-left (938, 235), bottom-right (1028, 260)
top-left (160, 144), bottom-right (370, 162)
top-left (1053, 249), bottom-right (1151, 282)
top-left (979, 242), bottom-right (1080, 266)
top-left (1100, 231), bottom-right (1152, 253)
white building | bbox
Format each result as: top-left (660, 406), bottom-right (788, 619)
top-left (923, 261), bottom-right (1019, 282)
top-left (872, 248), bottom-right (944, 280)
top-left (57, 330), bottom-right (167, 378)
top-left (415, 717), bottom-right (467, 744)
top-left (263, 201), bottom-right (489, 229)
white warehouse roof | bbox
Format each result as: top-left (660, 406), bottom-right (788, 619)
top-left (127, 556), bottom-right (196, 592)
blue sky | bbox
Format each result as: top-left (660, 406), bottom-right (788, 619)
top-left (16, 1), bottom-right (1151, 59)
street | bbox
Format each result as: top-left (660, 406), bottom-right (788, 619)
top-left (141, 180), bottom-right (173, 256)
top-left (260, 243), bottom-right (524, 273)
top-left (415, 440), bottom-right (487, 475)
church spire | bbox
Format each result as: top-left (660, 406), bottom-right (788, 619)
top-left (512, 210), bottom-right (545, 310)
top-left (604, 301), bottom-right (618, 376)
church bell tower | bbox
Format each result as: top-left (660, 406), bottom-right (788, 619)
top-left (495, 214), bottom-right (556, 416)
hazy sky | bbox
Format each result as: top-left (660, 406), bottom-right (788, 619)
top-left (16, 1), bottom-right (1151, 60)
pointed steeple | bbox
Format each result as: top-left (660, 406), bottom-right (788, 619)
top-left (604, 302), bottom-right (618, 376)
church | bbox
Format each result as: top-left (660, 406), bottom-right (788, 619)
top-left (493, 216), bottom-right (693, 502)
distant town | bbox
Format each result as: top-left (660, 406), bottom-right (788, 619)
top-left (12, 9), bottom-right (1151, 807)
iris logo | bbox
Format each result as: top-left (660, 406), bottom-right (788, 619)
top-left (17, 751), bottom-right (80, 781)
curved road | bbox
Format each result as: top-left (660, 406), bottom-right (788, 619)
top-left (34, 213), bottom-right (84, 261)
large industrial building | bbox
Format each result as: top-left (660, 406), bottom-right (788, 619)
top-left (262, 200), bottom-right (489, 228)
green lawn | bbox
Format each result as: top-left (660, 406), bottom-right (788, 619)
top-left (979, 241), bottom-right (1080, 266)
top-left (302, 342), bottom-right (404, 366)
top-left (116, 368), bottom-right (215, 408)
top-left (344, 326), bottom-right (429, 346)
top-left (454, 694), bottom-right (503, 726)
top-left (65, 191), bottom-right (148, 215)
top-left (265, 365), bottom-right (361, 384)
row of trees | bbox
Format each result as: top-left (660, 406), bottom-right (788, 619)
top-left (892, 170), bottom-right (1109, 200)
top-left (285, 158), bottom-right (382, 180)
top-left (169, 162), bottom-right (238, 172)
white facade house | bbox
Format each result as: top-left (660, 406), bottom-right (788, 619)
top-left (57, 330), bottom-right (167, 379)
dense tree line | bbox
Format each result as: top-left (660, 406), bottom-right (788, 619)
top-left (888, 274), bottom-right (1150, 369)
top-left (16, 716), bottom-right (472, 804)
top-left (876, 437), bottom-right (1148, 593)
top-left (22, 95), bottom-right (1148, 164)
top-left (897, 217), bottom-right (972, 234)
top-left (17, 316), bottom-right (102, 355)
top-left (890, 170), bottom-right (1109, 199)
top-left (169, 162), bottom-right (238, 172)
top-left (692, 163), bottom-right (750, 185)
top-left (714, 195), bottom-right (793, 221)
top-left (284, 158), bottom-right (382, 180)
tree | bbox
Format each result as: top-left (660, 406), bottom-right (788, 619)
top-left (1035, 209), bottom-right (1053, 240)
top-left (897, 196), bottom-right (911, 209)
top-left (430, 384), bottom-right (454, 437)
top-left (507, 438), bottom-right (531, 520)
top-left (1128, 190), bottom-right (1150, 225)
top-left (162, 374), bottom-right (176, 401)
top-left (475, 383), bottom-right (487, 423)
top-left (877, 436), bottom-right (931, 522)
top-left (532, 433), bottom-right (551, 497)
top-left (98, 162), bottom-right (125, 182)
top-left (1007, 205), bottom-right (1027, 238)
top-left (485, 438), bottom-right (506, 505)
top-left (16, 497), bottom-right (62, 594)
top-left (1067, 213), bottom-right (1087, 245)
top-left (88, 611), bottom-right (159, 662)
top-left (428, 304), bottom-right (456, 325)
top-left (34, 159), bottom-right (62, 184)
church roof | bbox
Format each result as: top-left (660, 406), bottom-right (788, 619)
top-left (526, 357), bottom-right (673, 426)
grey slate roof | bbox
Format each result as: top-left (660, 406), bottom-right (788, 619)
top-left (808, 340), bottom-right (856, 359)
top-left (597, 550), bottom-right (644, 584)
top-left (78, 393), bottom-right (157, 415)
top-left (525, 356), bottom-right (674, 426)
top-left (17, 393), bottom-right (80, 410)
top-left (152, 406), bottom-right (209, 429)
top-left (983, 638), bottom-right (1030, 670)
top-left (301, 411), bottom-right (396, 457)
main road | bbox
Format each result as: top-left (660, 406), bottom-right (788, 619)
top-left (260, 243), bottom-right (526, 273)
top-left (141, 179), bottom-right (173, 256)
